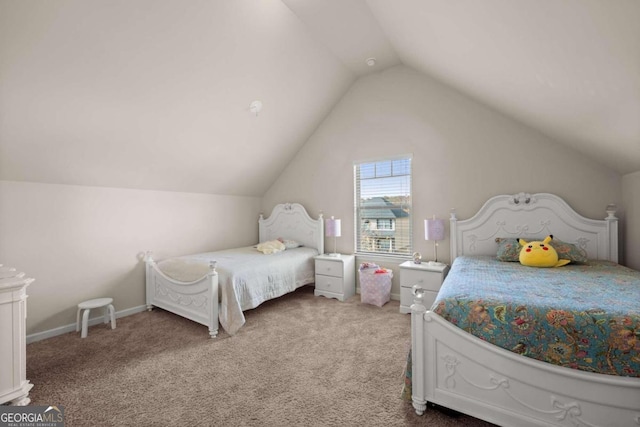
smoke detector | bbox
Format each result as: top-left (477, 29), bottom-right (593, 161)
top-left (249, 100), bottom-right (263, 116)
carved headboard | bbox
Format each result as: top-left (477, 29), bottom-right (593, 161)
top-left (450, 192), bottom-right (618, 262)
top-left (258, 203), bottom-right (324, 255)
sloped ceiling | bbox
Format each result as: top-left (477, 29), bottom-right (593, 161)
top-left (287, 0), bottom-right (640, 175)
top-left (1, 1), bottom-right (638, 199)
top-left (0, 0), bottom-right (354, 196)
top-left (281, 0), bottom-right (401, 75)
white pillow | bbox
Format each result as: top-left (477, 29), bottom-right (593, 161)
top-left (278, 238), bottom-right (301, 249)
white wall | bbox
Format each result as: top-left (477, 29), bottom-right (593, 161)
top-left (0, 181), bottom-right (261, 335)
top-left (622, 171), bottom-right (640, 270)
top-left (263, 65), bottom-right (623, 295)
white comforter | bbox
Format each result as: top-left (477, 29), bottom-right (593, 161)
top-left (157, 246), bottom-right (317, 335)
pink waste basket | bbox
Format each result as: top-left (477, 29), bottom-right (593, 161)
top-left (359, 264), bottom-right (393, 307)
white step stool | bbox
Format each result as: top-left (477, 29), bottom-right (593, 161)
top-left (76, 297), bottom-right (116, 338)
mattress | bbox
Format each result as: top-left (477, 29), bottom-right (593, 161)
top-left (432, 256), bottom-right (640, 377)
top-left (158, 246), bottom-right (317, 335)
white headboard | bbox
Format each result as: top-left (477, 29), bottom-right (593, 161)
top-left (259, 203), bottom-right (324, 254)
top-left (450, 192), bottom-right (618, 262)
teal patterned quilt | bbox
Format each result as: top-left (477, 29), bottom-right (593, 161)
top-left (432, 256), bottom-right (640, 377)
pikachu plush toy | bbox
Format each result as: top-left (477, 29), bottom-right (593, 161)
top-left (518, 235), bottom-right (570, 268)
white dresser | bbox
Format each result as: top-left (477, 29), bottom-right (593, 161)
top-left (0, 266), bottom-right (33, 405)
top-left (399, 261), bottom-right (449, 314)
top-left (314, 254), bottom-right (355, 301)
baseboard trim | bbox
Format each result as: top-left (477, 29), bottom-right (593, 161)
top-left (27, 291), bottom-right (401, 344)
top-left (26, 304), bottom-right (148, 344)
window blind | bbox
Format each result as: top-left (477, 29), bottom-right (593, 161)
top-left (354, 157), bottom-right (412, 256)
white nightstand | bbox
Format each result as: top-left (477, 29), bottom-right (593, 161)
top-left (314, 254), bottom-right (355, 301)
top-left (399, 261), bottom-right (449, 314)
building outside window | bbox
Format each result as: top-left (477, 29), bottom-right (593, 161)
top-left (354, 156), bottom-right (412, 256)
top-left (376, 218), bottom-right (395, 230)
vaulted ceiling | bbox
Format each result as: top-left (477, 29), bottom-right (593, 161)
top-left (0, 0), bottom-right (354, 196)
top-left (285, 0), bottom-right (640, 175)
top-left (1, 0), bottom-right (638, 197)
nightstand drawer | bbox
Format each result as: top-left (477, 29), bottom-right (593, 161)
top-left (400, 268), bottom-right (441, 292)
top-left (315, 274), bottom-right (343, 293)
top-left (316, 260), bottom-right (343, 278)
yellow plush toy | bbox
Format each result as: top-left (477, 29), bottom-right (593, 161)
top-left (518, 235), bottom-right (570, 268)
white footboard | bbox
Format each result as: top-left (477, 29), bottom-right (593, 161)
top-left (410, 286), bottom-right (640, 427)
top-left (144, 252), bottom-right (219, 338)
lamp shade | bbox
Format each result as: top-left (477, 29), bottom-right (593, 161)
top-left (326, 217), bottom-right (341, 237)
top-left (424, 218), bottom-right (445, 241)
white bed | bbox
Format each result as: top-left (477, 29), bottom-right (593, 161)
top-left (410, 192), bottom-right (640, 426)
top-left (144, 203), bottom-right (323, 337)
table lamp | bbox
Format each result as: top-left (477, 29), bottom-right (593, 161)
top-left (325, 216), bottom-right (341, 257)
top-left (424, 216), bottom-right (445, 266)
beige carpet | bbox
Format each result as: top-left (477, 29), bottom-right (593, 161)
top-left (26, 286), bottom-right (495, 426)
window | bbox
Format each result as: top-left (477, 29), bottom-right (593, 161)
top-left (354, 156), bottom-right (412, 256)
top-left (376, 219), bottom-right (395, 230)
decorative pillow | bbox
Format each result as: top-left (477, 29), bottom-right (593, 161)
top-left (495, 237), bottom-right (521, 261)
top-left (518, 235), bottom-right (570, 268)
top-left (552, 239), bottom-right (588, 263)
top-left (496, 237), bottom-right (588, 263)
top-left (277, 238), bottom-right (301, 249)
top-left (256, 240), bottom-right (286, 254)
